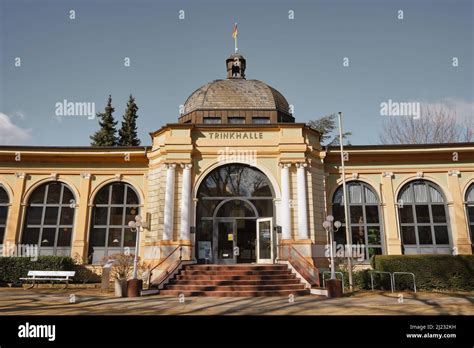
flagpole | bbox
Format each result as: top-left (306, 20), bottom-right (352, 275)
top-left (234, 22), bottom-right (238, 53)
top-left (338, 111), bottom-right (353, 292)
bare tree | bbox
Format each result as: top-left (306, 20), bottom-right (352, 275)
top-left (379, 104), bottom-right (473, 144)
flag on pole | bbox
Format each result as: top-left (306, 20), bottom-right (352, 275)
top-left (232, 23), bottom-right (238, 39)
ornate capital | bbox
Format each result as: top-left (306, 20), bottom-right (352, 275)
top-left (382, 172), bottom-right (394, 178)
top-left (448, 170), bottom-right (460, 177)
top-left (416, 172), bottom-right (424, 178)
top-left (278, 162), bottom-right (292, 169)
top-left (166, 163), bottom-right (177, 169)
top-left (15, 172), bottom-right (26, 179)
top-left (81, 173), bottom-right (92, 180)
top-left (295, 162), bottom-right (308, 169)
top-left (180, 163), bottom-right (193, 170)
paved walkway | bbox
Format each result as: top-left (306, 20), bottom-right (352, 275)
top-left (0, 288), bottom-right (472, 315)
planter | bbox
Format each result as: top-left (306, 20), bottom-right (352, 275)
top-left (126, 279), bottom-right (143, 297)
top-left (114, 278), bottom-right (128, 297)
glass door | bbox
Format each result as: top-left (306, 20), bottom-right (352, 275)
top-left (256, 218), bottom-right (273, 263)
top-left (214, 220), bottom-right (236, 264)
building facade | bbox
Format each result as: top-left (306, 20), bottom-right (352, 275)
top-left (0, 53), bottom-right (473, 270)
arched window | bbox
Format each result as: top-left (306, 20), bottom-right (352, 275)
top-left (397, 180), bottom-right (451, 254)
top-left (0, 186), bottom-right (9, 245)
top-left (22, 182), bottom-right (75, 256)
top-left (465, 184), bottom-right (474, 252)
top-left (332, 181), bottom-right (383, 260)
top-left (89, 182), bottom-right (140, 264)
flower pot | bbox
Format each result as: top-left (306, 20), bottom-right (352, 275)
top-left (114, 278), bottom-right (128, 297)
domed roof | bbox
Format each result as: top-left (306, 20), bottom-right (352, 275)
top-left (183, 79), bottom-right (290, 115)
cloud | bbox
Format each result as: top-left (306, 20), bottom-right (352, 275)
top-left (0, 112), bottom-right (32, 145)
top-left (420, 98), bottom-right (474, 123)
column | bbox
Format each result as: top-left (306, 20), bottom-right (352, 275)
top-left (381, 172), bottom-right (402, 255)
top-left (163, 163), bottom-right (176, 241)
top-left (4, 172), bottom-right (27, 245)
top-left (179, 164), bottom-right (192, 241)
top-left (296, 163), bottom-right (309, 239)
top-left (71, 173), bottom-right (92, 261)
top-left (447, 171), bottom-right (471, 254)
top-left (279, 163), bottom-right (292, 240)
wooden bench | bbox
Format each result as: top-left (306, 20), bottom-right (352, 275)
top-left (20, 271), bottom-right (76, 289)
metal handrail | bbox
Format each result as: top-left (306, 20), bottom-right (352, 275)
top-left (393, 272), bottom-right (417, 293)
top-left (369, 270), bottom-right (394, 293)
top-left (148, 246), bottom-right (182, 286)
top-left (277, 243), bottom-right (320, 287)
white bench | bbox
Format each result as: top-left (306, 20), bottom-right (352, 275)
top-left (20, 271), bottom-right (76, 289)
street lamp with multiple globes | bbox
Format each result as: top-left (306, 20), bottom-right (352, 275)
top-left (322, 215), bottom-right (342, 280)
top-left (128, 215), bottom-right (148, 280)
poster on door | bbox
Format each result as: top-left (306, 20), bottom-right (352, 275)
top-left (198, 241), bottom-right (212, 259)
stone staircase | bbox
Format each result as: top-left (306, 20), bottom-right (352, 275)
top-left (159, 264), bottom-right (310, 297)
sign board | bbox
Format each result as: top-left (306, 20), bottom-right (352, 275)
top-left (198, 241), bottom-right (212, 259)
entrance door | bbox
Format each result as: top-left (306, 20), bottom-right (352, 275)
top-left (256, 218), bottom-right (273, 263)
top-left (214, 220), bottom-right (236, 264)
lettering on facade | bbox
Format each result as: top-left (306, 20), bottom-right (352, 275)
top-left (208, 132), bottom-right (263, 140)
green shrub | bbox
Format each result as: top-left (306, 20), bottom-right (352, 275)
top-left (372, 255), bottom-right (474, 291)
top-left (0, 256), bottom-right (76, 284)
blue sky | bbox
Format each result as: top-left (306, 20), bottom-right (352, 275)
top-left (0, 0), bottom-right (472, 146)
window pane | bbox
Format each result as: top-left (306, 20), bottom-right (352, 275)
top-left (46, 183), bottom-right (61, 203)
top-left (351, 226), bottom-right (365, 244)
top-left (57, 228), bottom-right (72, 246)
top-left (467, 207), bottom-right (474, 223)
top-left (111, 184), bottom-right (125, 204)
top-left (250, 199), bottom-right (273, 217)
top-left (125, 206), bottom-right (139, 225)
top-left (434, 226), bottom-right (449, 245)
top-left (0, 227), bottom-right (4, 244)
top-left (41, 228), bottom-right (56, 246)
top-left (365, 206), bottom-right (379, 223)
top-left (228, 117), bottom-right (245, 124)
top-left (252, 117), bottom-right (270, 124)
top-left (126, 187), bottom-right (139, 205)
top-left (22, 228), bottom-right (40, 245)
top-left (203, 117), bottom-right (221, 124)
top-left (27, 207), bottom-right (43, 225)
top-left (95, 187), bottom-right (110, 204)
top-left (349, 184), bottom-right (362, 204)
top-left (350, 206), bottom-right (363, 224)
top-left (123, 229), bottom-right (137, 247)
top-left (334, 227), bottom-right (347, 245)
top-left (30, 185), bottom-right (46, 204)
top-left (108, 228), bottom-right (122, 247)
top-left (44, 207), bottom-right (59, 225)
top-left (399, 206), bottom-right (414, 223)
top-left (418, 226), bottom-right (433, 244)
top-left (90, 228), bottom-right (106, 247)
top-left (368, 247), bottom-right (382, 258)
top-left (367, 226), bottom-right (381, 245)
top-left (413, 182), bottom-right (429, 203)
top-left (93, 207), bottom-right (108, 226)
top-left (0, 188), bottom-right (8, 203)
top-left (62, 188), bottom-right (74, 204)
top-left (60, 207), bottom-right (74, 225)
top-left (402, 226), bottom-right (416, 245)
top-left (0, 206), bottom-right (8, 223)
top-left (110, 207), bottom-right (124, 225)
top-left (415, 205), bottom-right (430, 223)
top-left (332, 204), bottom-right (345, 223)
top-left (431, 205), bottom-right (446, 223)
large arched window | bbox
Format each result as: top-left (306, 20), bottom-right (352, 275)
top-left (21, 182), bottom-right (75, 256)
top-left (0, 186), bottom-right (9, 245)
top-left (398, 180), bottom-right (451, 254)
top-left (332, 181), bottom-right (383, 260)
top-left (465, 183), bottom-right (474, 252)
top-left (88, 182), bottom-right (140, 264)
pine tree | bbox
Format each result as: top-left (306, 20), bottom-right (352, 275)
top-left (90, 95), bottom-right (118, 146)
top-left (118, 94), bottom-right (141, 146)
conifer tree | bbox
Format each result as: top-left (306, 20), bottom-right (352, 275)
top-left (90, 95), bottom-right (118, 146)
top-left (118, 94), bottom-right (141, 146)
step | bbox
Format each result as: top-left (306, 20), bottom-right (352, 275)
top-left (164, 284), bottom-right (306, 291)
top-left (168, 279), bottom-right (302, 285)
top-left (175, 274), bottom-right (296, 281)
top-left (159, 289), bottom-right (310, 297)
top-left (181, 270), bottom-right (292, 276)
top-left (185, 265), bottom-right (288, 271)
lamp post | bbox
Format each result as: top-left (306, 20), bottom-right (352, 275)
top-left (323, 215), bottom-right (342, 279)
top-left (127, 215), bottom-right (148, 296)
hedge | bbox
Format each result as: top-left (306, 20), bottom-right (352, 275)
top-left (371, 255), bottom-right (474, 291)
top-left (0, 256), bottom-right (99, 285)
